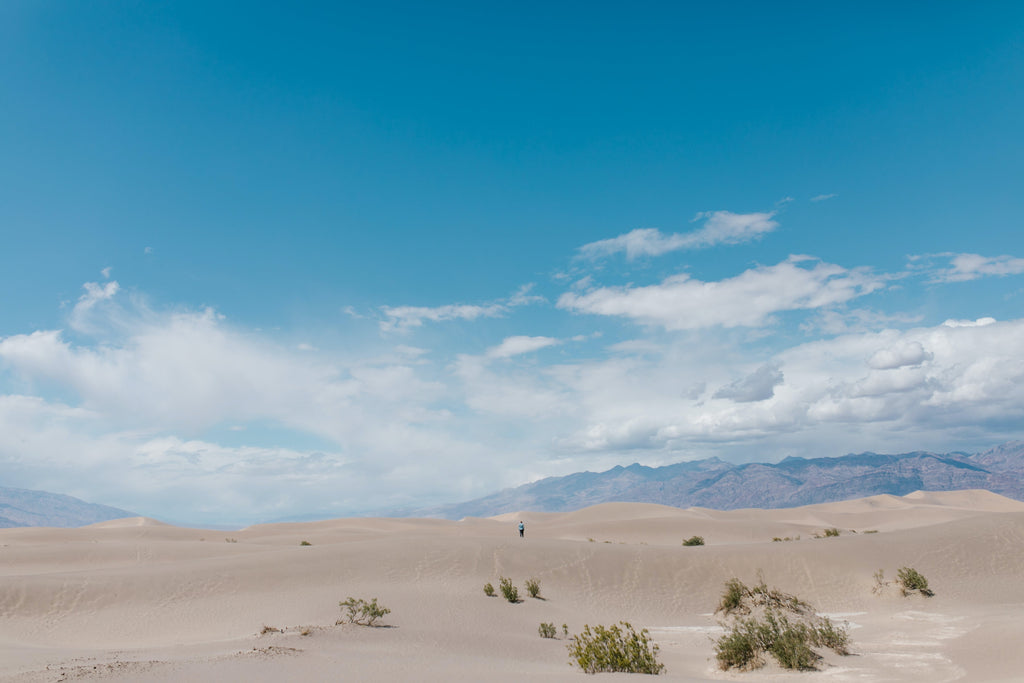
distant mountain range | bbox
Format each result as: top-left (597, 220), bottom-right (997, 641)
top-left (0, 487), bottom-right (135, 528)
top-left (421, 441), bottom-right (1024, 519)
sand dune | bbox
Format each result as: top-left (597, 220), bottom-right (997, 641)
top-left (2, 490), bottom-right (1023, 681)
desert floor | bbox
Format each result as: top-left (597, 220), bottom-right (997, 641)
top-left (2, 490), bottom-right (1024, 682)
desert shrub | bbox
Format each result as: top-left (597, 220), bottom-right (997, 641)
top-left (563, 623), bottom-right (569, 637)
top-left (483, 582), bottom-right (495, 597)
top-left (682, 535), bottom-right (705, 546)
top-left (225, 537), bottom-right (238, 543)
top-left (896, 566), bottom-right (933, 597)
top-left (714, 619), bottom-right (762, 670)
top-left (499, 576), bottom-right (520, 603)
top-left (567, 622), bottom-right (664, 674)
top-left (810, 616), bottom-right (850, 655)
top-left (823, 528), bottom-right (840, 537)
top-left (300, 540), bottom-right (312, 546)
top-left (864, 529), bottom-right (879, 534)
top-left (338, 597), bottom-right (391, 626)
top-left (260, 624), bottom-right (281, 635)
top-left (714, 578), bottom-right (849, 672)
top-left (525, 577), bottom-right (542, 598)
top-left (718, 578), bottom-right (747, 615)
top-left (539, 622), bottom-right (557, 638)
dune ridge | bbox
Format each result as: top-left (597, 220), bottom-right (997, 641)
top-left (2, 489), bottom-right (1023, 681)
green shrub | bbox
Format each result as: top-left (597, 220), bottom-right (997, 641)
top-left (896, 566), bottom-right (933, 597)
top-left (718, 578), bottom-right (747, 615)
top-left (483, 582), bottom-right (495, 597)
top-left (567, 622), bottom-right (664, 674)
top-left (682, 535), bottom-right (705, 546)
top-left (562, 623), bottom-right (569, 637)
top-left (539, 622), bottom-right (557, 639)
top-left (300, 540), bottom-right (312, 546)
top-left (499, 576), bottom-right (520, 603)
top-left (714, 578), bottom-right (850, 672)
top-left (525, 577), bottom-right (541, 598)
top-left (823, 528), bottom-right (840, 537)
top-left (338, 597), bottom-right (391, 626)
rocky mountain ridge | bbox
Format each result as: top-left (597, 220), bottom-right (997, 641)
top-left (423, 441), bottom-right (1024, 519)
top-left (0, 487), bottom-right (136, 528)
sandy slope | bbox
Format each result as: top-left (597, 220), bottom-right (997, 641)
top-left (2, 490), bottom-right (1023, 682)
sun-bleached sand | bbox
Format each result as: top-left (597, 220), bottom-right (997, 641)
top-left (2, 490), bottom-right (1024, 682)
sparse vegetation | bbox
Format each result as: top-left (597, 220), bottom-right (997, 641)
top-left (225, 537), bottom-right (238, 543)
top-left (483, 582), bottom-right (495, 597)
top-left (300, 540), bottom-right (312, 546)
top-left (260, 625), bottom-right (281, 635)
top-left (567, 622), bottom-right (665, 674)
top-left (864, 529), bottom-right (879, 534)
top-left (873, 567), bottom-right (934, 597)
top-left (682, 535), bottom-right (705, 546)
top-left (823, 528), bottom-right (841, 537)
top-left (714, 578), bottom-right (849, 671)
top-left (563, 623), bottom-right (569, 637)
top-left (772, 535), bottom-right (798, 542)
top-left (539, 622), bottom-right (557, 638)
top-left (499, 576), bottom-right (520, 603)
top-left (525, 577), bottom-right (542, 598)
top-left (338, 597), bottom-right (391, 626)
top-left (300, 627), bottom-right (312, 636)
top-left (896, 566), bottom-right (933, 597)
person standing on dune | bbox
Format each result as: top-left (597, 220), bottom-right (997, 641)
top-left (518, 520), bottom-right (525, 538)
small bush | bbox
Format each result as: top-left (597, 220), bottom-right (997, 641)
top-left (225, 538), bottom-right (238, 543)
top-left (714, 578), bottom-right (849, 672)
top-left (499, 576), bottom-right (520, 603)
top-left (483, 582), bottom-right (495, 597)
top-left (823, 528), bottom-right (840, 537)
top-left (300, 540), bottom-right (312, 546)
top-left (563, 623), bottom-right (569, 637)
top-left (260, 625), bottom-right (281, 635)
top-left (338, 597), bottom-right (391, 626)
top-left (539, 622), bottom-right (557, 639)
top-left (525, 577), bottom-right (542, 598)
top-left (682, 535), bottom-right (705, 546)
top-left (897, 566), bottom-right (933, 597)
top-left (567, 622), bottom-right (664, 674)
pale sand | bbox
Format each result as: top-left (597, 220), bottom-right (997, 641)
top-left (2, 490), bottom-right (1024, 682)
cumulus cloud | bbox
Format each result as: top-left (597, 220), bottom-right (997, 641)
top-left (867, 340), bottom-right (933, 369)
top-left (713, 363), bottom-right (784, 402)
top-left (558, 256), bottom-right (886, 330)
top-left (578, 211), bottom-right (778, 260)
top-left (551, 318), bottom-right (1024, 456)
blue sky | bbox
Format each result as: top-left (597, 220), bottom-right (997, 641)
top-left (2, 2), bottom-right (1023, 525)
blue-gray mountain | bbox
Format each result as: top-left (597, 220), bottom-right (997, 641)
top-left (423, 441), bottom-right (1024, 519)
top-left (0, 487), bottom-right (135, 528)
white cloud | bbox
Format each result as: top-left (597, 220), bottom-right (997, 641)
top-left (101, 266), bottom-right (112, 279)
top-left (547, 318), bottom-right (1024, 457)
top-left (379, 284), bottom-right (543, 332)
top-left (934, 253), bottom-right (1024, 282)
top-left (558, 256), bottom-right (886, 331)
top-left (810, 193), bottom-right (837, 202)
top-left (485, 335), bottom-right (560, 359)
top-left (578, 211), bottom-right (778, 260)
top-left (943, 317), bottom-right (997, 328)
top-left (713, 363), bottom-right (784, 402)
top-left (867, 340), bottom-right (933, 369)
